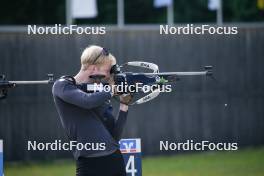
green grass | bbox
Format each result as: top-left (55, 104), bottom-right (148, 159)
top-left (5, 147), bottom-right (264, 176)
top-left (143, 147), bottom-right (264, 176)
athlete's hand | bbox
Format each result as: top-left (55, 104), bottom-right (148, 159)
top-left (119, 94), bottom-right (133, 112)
top-left (108, 75), bottom-right (115, 86)
top-left (120, 103), bottom-right (128, 112)
top-left (119, 94), bottom-right (133, 105)
top-left (108, 75), bottom-right (118, 96)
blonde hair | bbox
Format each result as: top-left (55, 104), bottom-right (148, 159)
top-left (80, 45), bottom-right (116, 70)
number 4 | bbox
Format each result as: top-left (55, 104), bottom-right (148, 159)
top-left (126, 155), bottom-right (137, 176)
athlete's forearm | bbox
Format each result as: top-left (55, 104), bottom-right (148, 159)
top-left (112, 109), bottom-right (128, 141)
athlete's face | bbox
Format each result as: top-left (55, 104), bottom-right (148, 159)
top-left (91, 61), bottom-right (112, 82)
top-left (99, 62), bottom-right (112, 77)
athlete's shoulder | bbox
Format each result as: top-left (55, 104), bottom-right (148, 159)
top-left (52, 76), bottom-right (75, 95)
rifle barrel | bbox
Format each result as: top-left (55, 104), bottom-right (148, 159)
top-left (9, 80), bottom-right (51, 85)
top-left (132, 71), bottom-right (208, 76)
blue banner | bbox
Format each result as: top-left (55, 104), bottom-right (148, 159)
top-left (120, 138), bottom-right (142, 176)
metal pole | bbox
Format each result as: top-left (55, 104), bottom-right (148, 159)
top-left (117, 0), bottom-right (124, 28)
top-left (66, 0), bottom-right (73, 25)
top-left (217, 0), bottom-right (223, 25)
top-left (167, 0), bottom-right (174, 25)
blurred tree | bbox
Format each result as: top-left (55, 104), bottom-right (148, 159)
top-left (0, 0), bottom-right (263, 25)
top-left (258, 0), bottom-right (264, 10)
top-left (125, 0), bottom-right (167, 24)
top-left (0, 0), bottom-right (65, 25)
top-left (224, 0), bottom-right (264, 22)
top-left (173, 0), bottom-right (215, 23)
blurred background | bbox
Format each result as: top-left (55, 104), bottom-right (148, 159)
top-left (0, 0), bottom-right (264, 24)
top-left (0, 0), bottom-right (264, 175)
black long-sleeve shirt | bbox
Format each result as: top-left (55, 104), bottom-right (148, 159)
top-left (52, 78), bottom-right (128, 160)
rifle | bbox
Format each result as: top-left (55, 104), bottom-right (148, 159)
top-left (1, 61), bottom-right (213, 105)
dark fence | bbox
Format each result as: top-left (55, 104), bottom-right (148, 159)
top-left (0, 25), bottom-right (264, 161)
